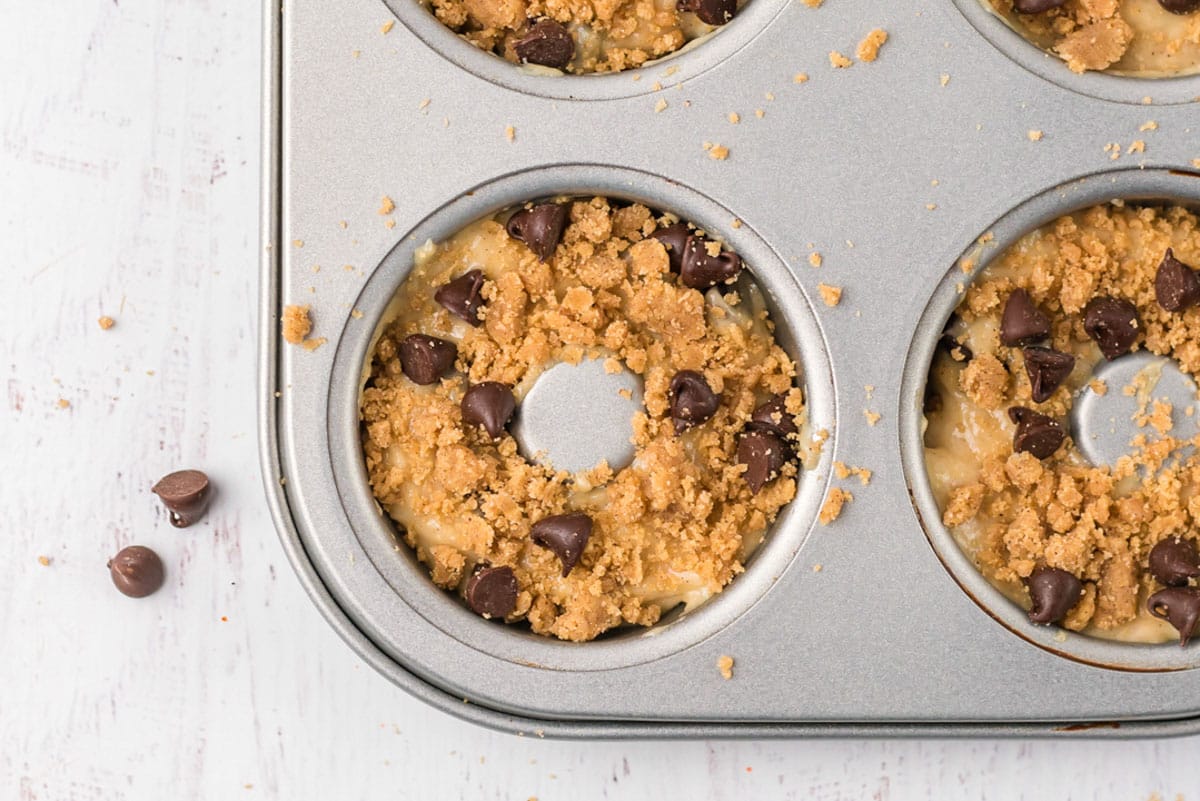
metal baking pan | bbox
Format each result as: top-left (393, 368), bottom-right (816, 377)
top-left (259, 0), bottom-right (1200, 736)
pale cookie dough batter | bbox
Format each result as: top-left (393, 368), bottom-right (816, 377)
top-left (987, 0), bottom-right (1200, 75)
top-left (424, 0), bottom-right (744, 74)
top-left (361, 196), bottom-right (811, 642)
top-left (924, 203), bottom-right (1200, 644)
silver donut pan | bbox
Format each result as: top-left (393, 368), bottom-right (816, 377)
top-left (259, 0), bottom-right (1200, 736)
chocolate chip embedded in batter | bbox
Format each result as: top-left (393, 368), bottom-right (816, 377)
top-left (1148, 587), bottom-right (1200, 646)
top-left (1021, 346), bottom-right (1075, 404)
top-left (399, 334), bottom-right (457, 385)
top-left (738, 429), bottom-right (788, 493)
top-left (506, 203), bottom-right (569, 262)
top-left (151, 469), bottom-right (211, 528)
top-left (679, 237), bottom-right (742, 289)
top-left (513, 19), bottom-right (575, 70)
top-left (461, 382), bottom-right (516, 439)
top-left (677, 0), bottom-right (737, 25)
top-left (1000, 289), bottom-right (1051, 346)
top-left (1012, 0), bottom-right (1067, 12)
top-left (1083, 296), bottom-right (1139, 360)
top-left (1157, 0), bottom-right (1200, 14)
top-left (669, 370), bottom-right (720, 432)
top-left (938, 332), bottom-right (973, 363)
top-left (108, 546), bottom-right (165, 599)
top-left (434, 269), bottom-right (486, 326)
top-left (649, 222), bottom-right (691, 273)
top-left (530, 512), bottom-right (593, 576)
top-left (749, 394), bottom-right (798, 439)
top-left (1008, 406), bottom-right (1065, 459)
top-left (1025, 566), bottom-right (1083, 625)
top-left (1155, 249), bottom-right (1200, 313)
top-left (465, 565), bottom-right (518, 619)
top-left (1149, 537), bottom-right (1200, 587)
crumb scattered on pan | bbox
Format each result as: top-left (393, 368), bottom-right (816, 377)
top-left (1027, 130), bottom-right (1043, 141)
top-left (812, 563), bottom-right (823, 572)
top-left (727, 112), bottom-right (740, 124)
top-left (1089, 379), bottom-right (1108, 396)
top-left (505, 125), bottom-right (515, 142)
top-left (834, 461), bottom-right (873, 486)
top-left (282, 304), bottom-right (313, 345)
top-left (379, 195), bottom-right (395, 215)
top-left (37, 556), bottom-right (51, 567)
top-left (794, 72), bottom-right (809, 83)
top-left (56, 398), bottom-right (70, 409)
top-left (1139, 120), bottom-right (1157, 132)
top-left (855, 29), bottom-right (888, 62)
top-left (706, 143), bottom-right (729, 160)
top-left (940, 73), bottom-right (950, 86)
top-left (864, 409), bottom-right (881, 426)
top-left (98, 316), bottom-right (115, 330)
top-left (808, 252), bottom-right (822, 268)
top-left (301, 337), bottom-right (327, 352)
top-left (292, 239), bottom-right (304, 248)
top-left (818, 283), bottom-right (842, 307)
top-left (829, 51), bottom-right (852, 69)
top-left (381, 20), bottom-right (394, 33)
top-left (802, 0), bottom-right (822, 7)
top-left (754, 108), bottom-right (764, 119)
top-left (1128, 140), bottom-right (1145, 154)
top-left (654, 98), bottom-right (668, 113)
top-left (819, 488), bottom-right (853, 525)
top-left (717, 655), bottom-right (734, 680)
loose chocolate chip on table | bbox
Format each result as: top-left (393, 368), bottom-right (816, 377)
top-left (1157, 0), bottom-right (1200, 13)
top-left (1083, 296), bottom-right (1139, 360)
top-left (1148, 587), bottom-right (1200, 646)
top-left (1025, 566), bottom-right (1083, 625)
top-left (679, 236), bottom-right (742, 289)
top-left (465, 565), bottom-right (518, 619)
top-left (1021, 346), bottom-right (1075, 404)
top-left (999, 288), bottom-right (1051, 346)
top-left (649, 222), bottom-right (691, 273)
top-left (108, 545), bottom-right (165, 598)
top-left (513, 19), bottom-right (575, 70)
top-left (749, 394), bottom-right (798, 438)
top-left (938, 332), bottom-right (973, 363)
top-left (399, 334), bottom-right (457, 385)
top-left (1012, 0), bottom-right (1067, 11)
top-left (1009, 406), bottom-right (1065, 460)
top-left (1149, 537), bottom-right (1200, 587)
top-left (677, 0), bottom-right (737, 25)
top-left (669, 370), bottom-right (720, 432)
top-left (738, 429), bottom-right (788, 494)
top-left (531, 512), bottom-right (593, 576)
top-left (1155, 249), bottom-right (1200, 313)
top-left (151, 469), bottom-right (211, 528)
top-left (506, 203), bottom-right (569, 262)
top-left (461, 382), bottom-right (516, 439)
top-left (434, 269), bottom-right (486, 326)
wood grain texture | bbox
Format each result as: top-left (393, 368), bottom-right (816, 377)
top-left (0, 1), bottom-right (1195, 798)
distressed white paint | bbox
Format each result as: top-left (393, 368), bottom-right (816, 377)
top-left (0, 1), bottom-right (1196, 798)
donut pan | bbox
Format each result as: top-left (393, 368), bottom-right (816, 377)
top-left (259, 0), bottom-right (1200, 737)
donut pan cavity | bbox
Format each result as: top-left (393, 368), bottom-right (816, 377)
top-left (260, 0), bottom-right (1200, 736)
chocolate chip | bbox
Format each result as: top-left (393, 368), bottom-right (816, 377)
top-left (1021, 346), bottom-right (1075, 403)
top-left (1157, 0), bottom-right (1200, 13)
top-left (749, 394), bottom-right (798, 439)
top-left (461, 381), bottom-right (516, 439)
top-left (151, 469), bottom-right (211, 528)
top-left (513, 19), bottom-right (575, 70)
top-left (738, 429), bottom-right (788, 494)
top-left (530, 512), bottom-right (593, 576)
top-left (1149, 537), bottom-right (1200, 587)
top-left (669, 370), bottom-right (719, 432)
top-left (923, 383), bottom-right (944, 415)
top-left (465, 565), bottom-right (518, 619)
top-left (1148, 587), bottom-right (1200, 646)
top-left (999, 289), bottom-right (1051, 346)
top-left (399, 334), bottom-right (457, 385)
top-left (1083, 296), bottom-right (1139, 360)
top-left (1155, 249), bottom-right (1200, 313)
top-left (1009, 406), bottom-right (1065, 460)
top-left (1013, 0), bottom-right (1067, 11)
top-left (506, 203), bottom-right (569, 262)
top-left (938, 332), bottom-right (973, 363)
top-left (108, 546), bottom-right (165, 598)
top-left (679, 236), bottom-right (742, 290)
top-left (1025, 566), bottom-right (1083, 625)
top-left (678, 0), bottom-right (737, 25)
top-left (649, 222), bottom-right (691, 273)
top-left (434, 269), bottom-right (486, 326)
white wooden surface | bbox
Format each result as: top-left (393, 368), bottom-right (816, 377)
top-left (1, 1), bottom-right (1197, 798)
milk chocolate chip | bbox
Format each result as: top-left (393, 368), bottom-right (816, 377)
top-left (678, 0), bottom-right (737, 25)
top-left (669, 370), bottom-right (719, 433)
top-left (531, 512), bottom-right (593, 576)
top-left (399, 334), bottom-right (457, 385)
top-left (506, 203), bottom-right (569, 262)
top-left (738, 429), bottom-right (788, 494)
top-left (1000, 289), bottom-right (1050, 346)
top-left (1157, 0), bottom-right (1200, 14)
top-left (1155, 249), bottom-right (1200, 313)
top-left (465, 566), bottom-right (518, 619)
top-left (1083, 296), bottom-right (1139, 360)
top-left (1149, 537), bottom-right (1200, 587)
top-left (461, 382), bottom-right (516, 439)
top-left (108, 546), bottom-right (165, 599)
top-left (679, 237), bottom-right (742, 289)
top-left (1025, 566), bottom-right (1083, 625)
top-left (1148, 587), bottom-right (1200, 646)
top-left (513, 19), bottom-right (575, 70)
top-left (1009, 406), bottom-right (1065, 459)
top-left (1021, 346), bottom-right (1075, 404)
top-left (749, 394), bottom-right (798, 439)
top-left (649, 223), bottom-right (691, 273)
top-left (435, 269), bottom-right (486, 326)
top-left (1013, 0), bottom-right (1067, 11)
top-left (152, 469), bottom-right (211, 528)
